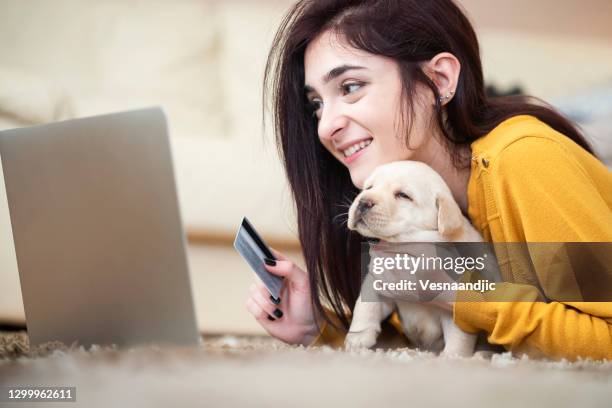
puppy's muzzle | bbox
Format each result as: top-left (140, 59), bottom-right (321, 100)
top-left (356, 198), bottom-right (375, 217)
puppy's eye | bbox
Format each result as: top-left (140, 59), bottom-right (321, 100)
top-left (364, 185), bottom-right (372, 190)
top-left (395, 191), bottom-right (412, 201)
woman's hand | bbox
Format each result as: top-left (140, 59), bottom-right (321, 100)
top-left (245, 249), bottom-right (319, 345)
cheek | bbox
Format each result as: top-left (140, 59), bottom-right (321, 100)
top-left (354, 105), bottom-right (410, 158)
top-left (356, 96), bottom-right (400, 136)
top-left (395, 204), bottom-right (414, 219)
top-left (369, 134), bottom-right (412, 167)
top-left (388, 201), bottom-right (405, 220)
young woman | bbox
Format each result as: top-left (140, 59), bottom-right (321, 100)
top-left (245, 0), bottom-right (612, 360)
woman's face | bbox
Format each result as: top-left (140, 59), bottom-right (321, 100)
top-left (304, 30), bottom-right (435, 188)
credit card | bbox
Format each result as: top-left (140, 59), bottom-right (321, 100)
top-left (233, 217), bottom-right (283, 300)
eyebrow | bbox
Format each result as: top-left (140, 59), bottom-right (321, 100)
top-left (304, 64), bottom-right (366, 93)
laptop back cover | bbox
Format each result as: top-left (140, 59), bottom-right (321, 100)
top-left (0, 107), bottom-right (199, 348)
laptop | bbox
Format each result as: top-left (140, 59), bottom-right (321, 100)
top-left (0, 107), bottom-right (200, 348)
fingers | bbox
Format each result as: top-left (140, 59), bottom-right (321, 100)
top-left (250, 283), bottom-right (280, 315)
top-left (246, 283), bottom-right (283, 322)
top-left (245, 297), bottom-right (268, 321)
top-left (269, 247), bottom-right (287, 261)
top-left (263, 258), bottom-right (306, 283)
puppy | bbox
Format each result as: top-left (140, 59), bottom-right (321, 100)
top-left (344, 160), bottom-right (481, 356)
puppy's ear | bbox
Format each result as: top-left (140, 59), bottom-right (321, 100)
top-left (436, 192), bottom-right (464, 237)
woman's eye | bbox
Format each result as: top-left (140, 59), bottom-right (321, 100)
top-left (341, 82), bottom-right (363, 95)
top-left (308, 99), bottom-right (323, 118)
top-left (395, 191), bottom-right (412, 201)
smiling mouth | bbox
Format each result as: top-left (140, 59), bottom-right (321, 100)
top-left (342, 139), bottom-right (372, 158)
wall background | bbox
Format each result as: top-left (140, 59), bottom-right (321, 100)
top-left (1, 0), bottom-right (610, 334)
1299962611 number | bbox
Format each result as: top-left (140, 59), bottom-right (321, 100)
top-left (1, 387), bottom-right (76, 402)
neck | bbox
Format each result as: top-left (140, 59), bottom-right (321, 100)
top-left (443, 160), bottom-right (471, 216)
top-left (422, 143), bottom-right (472, 216)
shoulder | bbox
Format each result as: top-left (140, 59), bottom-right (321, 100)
top-left (470, 115), bottom-right (599, 181)
top-left (472, 115), bottom-right (580, 165)
top-left (466, 115), bottom-right (612, 241)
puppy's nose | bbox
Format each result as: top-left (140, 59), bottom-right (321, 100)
top-left (357, 198), bottom-right (375, 214)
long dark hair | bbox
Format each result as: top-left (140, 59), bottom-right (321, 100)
top-left (263, 0), bottom-right (594, 331)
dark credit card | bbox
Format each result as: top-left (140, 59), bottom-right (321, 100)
top-left (233, 217), bottom-right (282, 300)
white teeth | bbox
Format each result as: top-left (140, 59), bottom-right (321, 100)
top-left (343, 139), bottom-right (372, 157)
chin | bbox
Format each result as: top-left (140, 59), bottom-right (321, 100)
top-left (348, 164), bottom-right (375, 189)
top-left (351, 172), bottom-right (366, 190)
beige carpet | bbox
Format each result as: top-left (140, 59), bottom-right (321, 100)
top-left (1, 331), bottom-right (611, 408)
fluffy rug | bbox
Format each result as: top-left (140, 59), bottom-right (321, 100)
top-left (1, 331), bottom-right (611, 408)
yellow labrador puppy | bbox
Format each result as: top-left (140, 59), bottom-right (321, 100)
top-left (345, 161), bottom-right (481, 356)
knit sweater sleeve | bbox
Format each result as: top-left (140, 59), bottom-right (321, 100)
top-left (454, 136), bottom-right (612, 360)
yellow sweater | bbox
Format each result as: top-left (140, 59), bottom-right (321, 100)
top-left (456, 115), bottom-right (612, 360)
top-left (313, 115), bottom-right (612, 360)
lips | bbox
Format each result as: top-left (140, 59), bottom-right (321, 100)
top-left (342, 139), bottom-right (372, 157)
top-left (338, 137), bottom-right (373, 165)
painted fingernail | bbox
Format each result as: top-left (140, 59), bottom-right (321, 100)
top-left (270, 295), bottom-right (281, 304)
top-left (273, 308), bottom-right (283, 318)
top-left (267, 314), bottom-right (276, 321)
top-left (264, 258), bottom-right (276, 266)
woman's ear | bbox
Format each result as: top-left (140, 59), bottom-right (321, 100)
top-left (423, 52), bottom-right (461, 105)
top-left (436, 192), bottom-right (464, 237)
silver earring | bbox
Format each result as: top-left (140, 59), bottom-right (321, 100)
top-left (438, 90), bottom-right (455, 104)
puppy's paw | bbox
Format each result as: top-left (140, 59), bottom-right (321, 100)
top-left (344, 328), bottom-right (379, 351)
top-left (473, 350), bottom-right (494, 360)
top-left (440, 345), bottom-right (475, 358)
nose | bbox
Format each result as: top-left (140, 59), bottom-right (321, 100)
top-left (357, 198), bottom-right (375, 215)
top-left (317, 101), bottom-right (349, 143)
